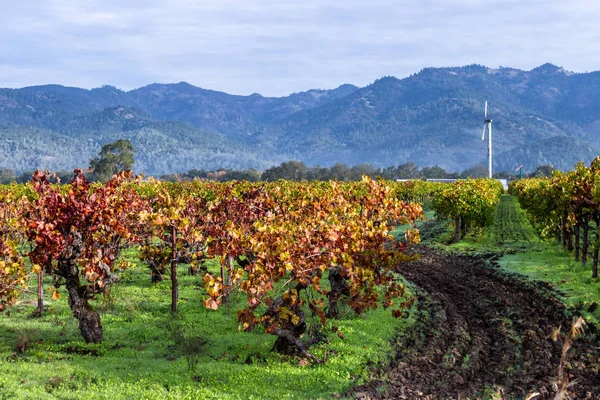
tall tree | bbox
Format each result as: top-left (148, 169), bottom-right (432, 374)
top-left (90, 139), bottom-right (135, 182)
top-left (422, 165), bottom-right (449, 179)
top-left (529, 164), bottom-right (555, 178)
top-left (262, 161), bottom-right (308, 181)
top-left (382, 162), bottom-right (422, 180)
top-left (328, 163), bottom-right (350, 181)
top-left (461, 163), bottom-right (488, 178)
top-left (0, 169), bottom-right (15, 184)
top-left (349, 163), bottom-right (377, 180)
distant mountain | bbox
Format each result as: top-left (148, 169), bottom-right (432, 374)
top-left (0, 107), bottom-right (280, 175)
top-left (1, 64), bottom-right (599, 174)
top-left (260, 65), bottom-right (599, 171)
top-left (128, 82), bottom-right (359, 140)
top-left (495, 136), bottom-right (599, 172)
top-left (0, 85), bottom-right (133, 130)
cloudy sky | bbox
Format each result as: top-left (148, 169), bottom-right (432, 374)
top-left (2, 0), bottom-right (600, 96)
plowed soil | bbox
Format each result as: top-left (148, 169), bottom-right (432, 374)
top-left (355, 247), bottom-right (600, 399)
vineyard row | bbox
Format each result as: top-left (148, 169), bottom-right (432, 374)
top-left (0, 172), bottom-right (502, 359)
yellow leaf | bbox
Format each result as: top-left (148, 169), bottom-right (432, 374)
top-left (31, 264), bottom-right (42, 274)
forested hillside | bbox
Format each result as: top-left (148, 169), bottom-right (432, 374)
top-left (1, 63), bottom-right (598, 174)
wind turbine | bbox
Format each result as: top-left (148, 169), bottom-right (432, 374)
top-left (481, 101), bottom-right (493, 178)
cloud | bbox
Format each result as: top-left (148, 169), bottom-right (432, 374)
top-left (1, 0), bottom-right (600, 95)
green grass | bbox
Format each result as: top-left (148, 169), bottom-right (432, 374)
top-left (391, 210), bottom-right (436, 240)
top-left (499, 246), bottom-right (600, 325)
top-left (0, 249), bottom-right (416, 399)
top-left (446, 195), bottom-right (542, 254)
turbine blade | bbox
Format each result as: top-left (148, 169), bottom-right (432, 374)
top-left (484, 101), bottom-right (488, 119)
top-left (482, 124), bottom-right (486, 140)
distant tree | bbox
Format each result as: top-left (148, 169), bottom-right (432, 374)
top-left (461, 163), bottom-right (488, 178)
top-left (494, 170), bottom-right (514, 180)
top-left (158, 173), bottom-right (181, 182)
top-left (89, 139), bottom-right (135, 182)
top-left (220, 168), bottom-right (261, 182)
top-left (383, 162), bottom-right (422, 180)
top-left (262, 161), bottom-right (308, 181)
top-left (329, 163), bottom-right (350, 181)
top-left (0, 169), bottom-right (15, 184)
top-left (185, 169), bottom-right (209, 179)
top-left (529, 164), bottom-right (555, 178)
top-left (307, 166), bottom-right (331, 181)
top-left (421, 166), bottom-right (449, 179)
top-left (349, 163), bottom-right (377, 180)
top-left (16, 171), bottom-right (35, 184)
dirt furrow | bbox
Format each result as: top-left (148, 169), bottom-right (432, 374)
top-left (356, 246), bottom-right (600, 399)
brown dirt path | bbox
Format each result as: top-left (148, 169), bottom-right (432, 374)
top-left (355, 246), bottom-right (600, 400)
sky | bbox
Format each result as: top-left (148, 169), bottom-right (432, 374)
top-left (2, 0), bottom-right (600, 96)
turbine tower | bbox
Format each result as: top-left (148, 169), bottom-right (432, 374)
top-left (481, 101), bottom-right (493, 178)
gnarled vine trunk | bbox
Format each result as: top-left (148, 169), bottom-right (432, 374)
top-left (66, 276), bottom-right (103, 343)
top-left (57, 232), bottom-right (104, 343)
top-left (263, 284), bottom-right (323, 363)
top-left (149, 261), bottom-right (166, 283)
top-left (566, 226), bottom-right (574, 252)
top-left (327, 268), bottom-right (350, 319)
top-left (460, 217), bottom-right (468, 239)
top-left (454, 217), bottom-right (461, 243)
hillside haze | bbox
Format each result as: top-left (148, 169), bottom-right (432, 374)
top-left (0, 63), bottom-right (598, 175)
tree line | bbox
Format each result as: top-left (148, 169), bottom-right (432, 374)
top-left (0, 137), bottom-right (558, 184)
top-left (159, 161), bottom-right (557, 183)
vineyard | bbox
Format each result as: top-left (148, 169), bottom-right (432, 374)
top-left (1, 166), bottom-right (600, 399)
top-left (509, 158), bottom-right (600, 277)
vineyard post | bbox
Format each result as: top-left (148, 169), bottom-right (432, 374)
top-left (582, 215), bottom-right (590, 267)
top-left (593, 242), bottom-right (599, 279)
top-left (561, 214), bottom-right (567, 249)
top-left (593, 218), bottom-right (599, 279)
top-left (226, 255), bottom-right (234, 298)
top-left (220, 263), bottom-right (226, 296)
top-left (575, 222), bottom-right (581, 262)
top-left (37, 269), bottom-right (43, 314)
top-left (171, 226), bottom-right (178, 313)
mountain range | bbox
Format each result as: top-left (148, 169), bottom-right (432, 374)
top-left (0, 63), bottom-right (598, 175)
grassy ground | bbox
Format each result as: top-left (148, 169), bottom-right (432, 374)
top-left (445, 195), bottom-right (542, 254)
top-left (0, 252), bottom-right (416, 400)
top-left (390, 210), bottom-right (436, 241)
top-left (499, 247), bottom-right (600, 325)
top-left (423, 194), bottom-right (600, 325)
